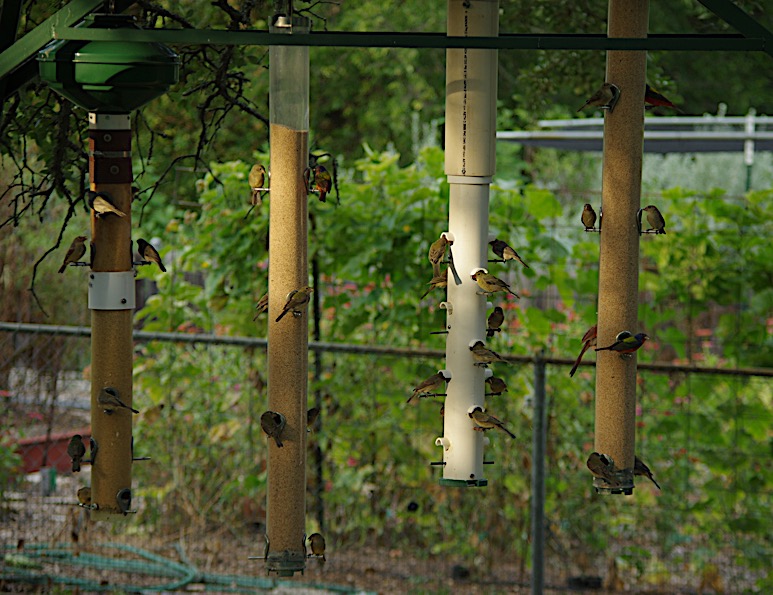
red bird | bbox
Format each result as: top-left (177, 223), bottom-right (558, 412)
top-left (569, 324), bottom-right (597, 377)
top-left (645, 84), bottom-right (681, 111)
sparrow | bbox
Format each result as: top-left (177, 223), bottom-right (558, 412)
top-left (248, 164), bottom-right (267, 205)
top-left (313, 165), bottom-right (332, 202)
top-left (569, 324), bottom-right (598, 377)
top-left (634, 456), bottom-right (661, 490)
top-left (58, 236), bottom-right (87, 273)
top-left (77, 486), bottom-right (92, 506)
top-left (88, 190), bottom-right (126, 218)
top-left (485, 376), bottom-right (508, 395)
top-left (253, 293), bottom-right (268, 320)
top-left (472, 271), bottom-right (519, 299)
top-left (645, 84), bottom-right (681, 111)
top-left (582, 204), bottom-right (597, 231)
top-left (420, 268), bottom-right (448, 299)
top-left (275, 286), bottom-right (313, 322)
top-left (407, 371), bottom-right (449, 403)
top-left (137, 238), bottom-right (166, 272)
top-left (577, 82), bottom-right (620, 112)
top-left (469, 407), bottom-right (516, 438)
top-left (595, 332), bottom-right (649, 355)
top-left (67, 435), bottom-right (86, 472)
top-left (308, 532), bottom-right (326, 564)
top-left (307, 407), bottom-right (320, 429)
top-left (260, 411), bottom-right (286, 447)
top-left (642, 205), bottom-right (666, 234)
top-left (98, 387), bottom-right (139, 414)
top-left (428, 234), bottom-right (449, 276)
top-left (489, 239), bottom-right (530, 268)
top-left (486, 307), bottom-right (505, 338)
top-left (587, 452), bottom-right (618, 485)
top-left (470, 341), bottom-right (509, 367)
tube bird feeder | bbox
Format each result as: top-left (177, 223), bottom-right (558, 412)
top-left (593, 0), bottom-right (650, 495)
top-left (437, 0), bottom-right (499, 488)
top-left (265, 13), bottom-right (311, 576)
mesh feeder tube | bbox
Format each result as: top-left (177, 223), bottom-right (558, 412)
top-left (265, 14), bottom-right (310, 576)
top-left (593, 0), bottom-right (650, 495)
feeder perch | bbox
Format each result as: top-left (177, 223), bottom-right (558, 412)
top-left (439, 301), bottom-right (453, 314)
top-left (430, 460), bottom-right (447, 466)
top-left (435, 436), bottom-right (451, 451)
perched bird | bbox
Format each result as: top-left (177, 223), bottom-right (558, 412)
top-left (428, 234), bottom-right (449, 276)
top-left (58, 236), bottom-right (87, 273)
top-left (489, 239), bottom-right (530, 269)
top-left (77, 487), bottom-right (92, 506)
top-left (577, 82), bottom-right (620, 112)
top-left (595, 332), bottom-right (649, 355)
top-left (645, 84), bottom-right (680, 111)
top-left (248, 164), bottom-right (267, 205)
top-left (260, 411), bottom-right (285, 447)
top-left (420, 268), bottom-right (448, 299)
top-left (308, 532), bottom-right (326, 564)
top-left (253, 293), bottom-right (268, 320)
top-left (470, 341), bottom-right (509, 367)
top-left (67, 435), bottom-right (86, 473)
top-left (116, 489), bottom-right (131, 515)
top-left (642, 205), bottom-right (666, 234)
top-left (569, 324), bottom-right (598, 377)
top-left (137, 238), bottom-right (166, 272)
top-left (469, 407), bottom-right (516, 438)
top-left (581, 204), bottom-right (597, 231)
top-left (472, 271), bottom-right (519, 299)
top-left (587, 452), bottom-right (618, 485)
top-left (307, 406), bottom-right (320, 429)
top-left (275, 286), bottom-right (313, 322)
top-left (407, 371), bottom-right (449, 403)
top-left (88, 190), bottom-right (126, 218)
top-left (313, 165), bottom-right (332, 202)
top-left (486, 307), bottom-right (505, 338)
top-left (98, 387), bottom-right (139, 414)
top-left (634, 456), bottom-right (661, 490)
top-left (485, 376), bottom-right (508, 395)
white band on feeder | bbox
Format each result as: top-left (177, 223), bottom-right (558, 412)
top-left (88, 271), bottom-right (136, 310)
top-left (89, 113), bottom-right (131, 130)
top-left (446, 175), bottom-right (493, 185)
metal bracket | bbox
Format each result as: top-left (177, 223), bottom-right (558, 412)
top-left (88, 271), bottom-right (135, 310)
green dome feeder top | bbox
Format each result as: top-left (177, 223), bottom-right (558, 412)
top-left (38, 14), bottom-right (179, 113)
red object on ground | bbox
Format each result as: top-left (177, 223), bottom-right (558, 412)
top-left (16, 427), bottom-right (91, 474)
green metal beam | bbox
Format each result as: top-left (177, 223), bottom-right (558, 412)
top-left (697, 0), bottom-right (773, 58)
top-left (44, 28), bottom-right (766, 52)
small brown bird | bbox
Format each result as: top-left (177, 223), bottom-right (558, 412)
top-left (67, 435), bottom-right (86, 473)
top-left (486, 307), bottom-right (505, 338)
top-left (407, 371), bottom-right (449, 403)
top-left (420, 268), bottom-right (448, 299)
top-left (260, 411), bottom-right (286, 447)
top-left (308, 532), bottom-right (326, 565)
top-left (253, 293), bottom-right (268, 320)
top-left (314, 165), bottom-right (332, 202)
top-left (569, 324), bottom-right (598, 377)
top-left (307, 407), bottom-right (320, 429)
top-left (249, 164), bottom-right (267, 205)
top-left (634, 456), bottom-right (661, 490)
top-left (137, 238), bottom-right (166, 272)
top-left (472, 271), bottom-right (519, 299)
top-left (469, 407), bottom-right (516, 438)
top-left (582, 204), bottom-right (597, 231)
top-left (470, 341), bottom-right (509, 367)
top-left (275, 286), bottom-right (313, 322)
top-left (77, 486), bottom-right (92, 506)
top-left (577, 82), bottom-right (620, 112)
top-left (485, 376), bottom-right (508, 395)
top-left (58, 236), bottom-right (87, 273)
top-left (428, 234), bottom-right (449, 275)
top-left (587, 452), bottom-right (618, 486)
top-left (489, 239), bottom-right (530, 268)
top-left (98, 387), bottom-right (139, 414)
top-left (642, 205), bottom-right (666, 234)
top-left (88, 190), bottom-right (126, 218)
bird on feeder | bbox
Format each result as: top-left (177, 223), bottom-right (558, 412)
top-left (470, 341), bottom-right (509, 367)
top-left (569, 324), bottom-right (598, 377)
top-left (98, 387), bottom-right (139, 414)
top-left (420, 268), bottom-right (448, 299)
top-left (260, 411), bottom-right (286, 447)
top-left (58, 236), bottom-right (87, 273)
top-left (88, 190), bottom-right (126, 218)
top-left (586, 452), bottom-right (619, 486)
top-left (641, 205), bottom-right (666, 234)
top-left (275, 286), bottom-right (313, 322)
top-left (307, 407), bottom-right (320, 430)
top-left (485, 376), bottom-right (508, 396)
top-left (486, 307), bottom-right (505, 338)
top-left (488, 239), bottom-right (530, 269)
top-left (308, 532), bottom-right (326, 565)
top-left (313, 165), bottom-right (332, 202)
top-left (469, 407), bottom-right (516, 438)
top-left (594, 332), bottom-right (649, 358)
top-left (428, 234), bottom-right (450, 277)
top-left (253, 293), bottom-right (268, 320)
top-left (67, 435), bottom-right (86, 473)
top-left (248, 164), bottom-right (267, 206)
top-left (634, 456), bottom-right (661, 490)
top-left (577, 82), bottom-right (620, 113)
top-left (407, 371), bottom-right (449, 403)
top-left (472, 271), bottom-right (519, 299)
top-left (77, 486), bottom-right (92, 506)
top-left (581, 204), bottom-right (597, 231)
top-left (645, 84), bottom-right (681, 112)
top-left (137, 238), bottom-right (167, 272)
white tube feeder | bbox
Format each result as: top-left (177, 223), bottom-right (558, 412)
top-left (438, 0), bottom-right (499, 488)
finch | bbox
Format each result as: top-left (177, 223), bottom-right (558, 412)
top-left (137, 238), bottom-right (166, 272)
top-left (308, 532), bottom-right (326, 564)
top-left (472, 271), bottom-right (519, 299)
top-left (469, 407), bottom-right (516, 438)
top-left (577, 82), bottom-right (620, 112)
top-left (582, 204), bottom-right (597, 231)
top-left (67, 435), bottom-right (86, 473)
top-left (260, 411), bottom-right (286, 447)
top-left (595, 332), bottom-right (649, 355)
top-left (485, 376), bottom-right (508, 395)
top-left (489, 239), bottom-right (530, 269)
top-left (307, 407), bottom-right (320, 429)
top-left (249, 164), bottom-right (267, 206)
top-left (58, 236), bottom-right (87, 273)
top-left (313, 165), bottom-right (332, 202)
top-left (420, 268), bottom-right (448, 299)
top-left (407, 371), bottom-right (449, 403)
top-left (569, 324), bottom-right (597, 377)
top-left (587, 452), bottom-right (618, 485)
top-left (88, 190), bottom-right (126, 218)
top-left (428, 234), bottom-right (449, 275)
top-left (645, 84), bottom-right (680, 111)
top-left (77, 486), bottom-right (92, 506)
top-left (642, 205), bottom-right (666, 234)
top-left (470, 341), bottom-right (509, 366)
top-left (634, 456), bottom-right (661, 490)
top-left (253, 293), bottom-right (268, 320)
top-left (98, 387), bottom-right (139, 414)
top-left (275, 286), bottom-right (313, 322)
top-left (486, 307), bottom-right (505, 338)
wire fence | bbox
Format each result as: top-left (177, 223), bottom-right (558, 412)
top-left (1, 323), bottom-right (771, 593)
